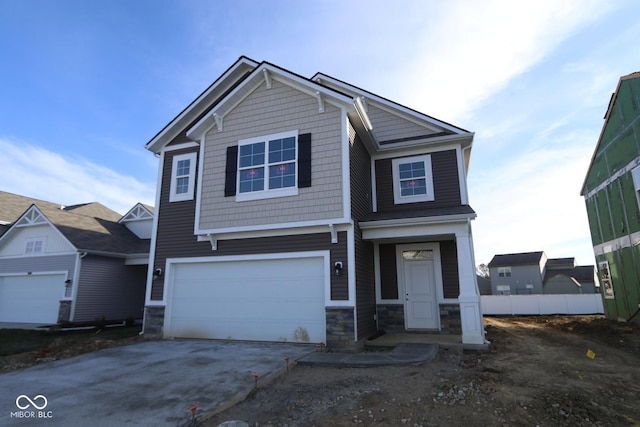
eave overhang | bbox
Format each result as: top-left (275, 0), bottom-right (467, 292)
top-left (145, 56), bottom-right (259, 154)
top-left (186, 62), bottom-right (356, 141)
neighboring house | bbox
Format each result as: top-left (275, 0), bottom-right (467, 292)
top-left (142, 57), bottom-right (486, 349)
top-left (581, 72), bottom-right (640, 322)
top-left (0, 191), bottom-right (152, 325)
top-left (488, 252), bottom-right (547, 295)
top-left (488, 251), bottom-right (598, 295)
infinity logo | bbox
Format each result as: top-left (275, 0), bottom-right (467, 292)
top-left (15, 395), bottom-right (48, 410)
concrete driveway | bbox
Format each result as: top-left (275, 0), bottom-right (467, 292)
top-left (1, 340), bottom-right (315, 426)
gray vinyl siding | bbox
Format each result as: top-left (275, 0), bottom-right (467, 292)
top-left (375, 149), bottom-right (461, 212)
top-left (367, 105), bottom-right (436, 143)
top-left (0, 254), bottom-right (76, 275)
top-left (198, 79), bottom-right (344, 230)
top-left (74, 255), bottom-right (146, 322)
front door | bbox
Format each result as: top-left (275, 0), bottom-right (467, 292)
top-left (400, 246), bottom-right (440, 330)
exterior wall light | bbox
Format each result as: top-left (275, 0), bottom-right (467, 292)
top-left (153, 268), bottom-right (163, 281)
top-left (334, 262), bottom-right (343, 276)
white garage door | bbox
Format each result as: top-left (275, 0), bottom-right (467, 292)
top-left (0, 274), bottom-right (64, 323)
top-left (167, 256), bottom-right (326, 343)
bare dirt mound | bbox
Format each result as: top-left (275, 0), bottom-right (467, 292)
top-left (203, 315), bottom-right (640, 427)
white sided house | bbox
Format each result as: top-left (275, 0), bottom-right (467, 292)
top-left (142, 57), bottom-right (486, 349)
top-left (0, 191), bottom-right (152, 325)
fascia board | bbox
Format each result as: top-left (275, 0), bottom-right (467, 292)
top-left (372, 133), bottom-right (473, 156)
top-left (145, 57), bottom-right (259, 154)
top-left (359, 213), bottom-right (476, 230)
top-left (0, 205), bottom-right (77, 252)
top-left (313, 73), bottom-right (469, 135)
top-left (187, 63), bottom-right (355, 141)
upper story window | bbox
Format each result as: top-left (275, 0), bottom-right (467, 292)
top-left (498, 267), bottom-right (512, 277)
top-left (169, 152), bottom-right (197, 202)
top-left (236, 130), bottom-right (299, 201)
top-left (392, 154), bottom-right (434, 204)
top-left (25, 237), bottom-right (45, 255)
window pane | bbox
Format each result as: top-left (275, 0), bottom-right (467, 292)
top-left (399, 161), bottom-right (426, 180)
top-left (176, 176), bottom-right (189, 194)
top-left (269, 137), bottom-right (296, 164)
top-left (240, 142), bottom-right (265, 168)
top-left (269, 162), bottom-right (295, 189)
top-left (402, 250), bottom-right (433, 260)
top-left (239, 167), bottom-right (264, 193)
top-left (400, 178), bottom-right (427, 196)
top-left (176, 159), bottom-right (190, 176)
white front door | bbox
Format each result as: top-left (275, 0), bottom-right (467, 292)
top-left (399, 246), bottom-right (440, 330)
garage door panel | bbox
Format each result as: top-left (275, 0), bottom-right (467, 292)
top-left (168, 257), bottom-right (326, 343)
top-left (0, 275), bottom-right (63, 323)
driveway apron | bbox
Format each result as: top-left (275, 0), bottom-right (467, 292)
top-left (1, 340), bottom-right (314, 426)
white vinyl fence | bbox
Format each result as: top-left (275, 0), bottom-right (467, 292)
top-left (481, 294), bottom-right (604, 316)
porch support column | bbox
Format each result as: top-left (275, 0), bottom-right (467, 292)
top-left (455, 222), bottom-right (486, 345)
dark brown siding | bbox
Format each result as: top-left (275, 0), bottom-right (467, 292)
top-left (375, 149), bottom-right (461, 212)
top-left (440, 240), bottom-right (460, 299)
top-left (350, 133), bottom-right (373, 220)
top-left (349, 131), bottom-right (376, 339)
top-left (152, 148), bottom-right (348, 301)
top-left (355, 226), bottom-right (376, 339)
top-left (379, 244), bottom-right (399, 299)
top-left (378, 242), bottom-right (459, 300)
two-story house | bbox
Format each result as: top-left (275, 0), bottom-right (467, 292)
top-left (142, 57), bottom-right (485, 348)
top-left (0, 191), bottom-right (152, 325)
top-left (488, 252), bottom-right (547, 295)
top-left (581, 72), bottom-right (640, 322)
top-left (488, 251), bottom-right (598, 295)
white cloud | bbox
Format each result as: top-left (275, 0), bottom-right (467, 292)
top-left (0, 138), bottom-right (156, 215)
top-left (391, 0), bottom-right (609, 123)
top-left (470, 137), bottom-right (597, 266)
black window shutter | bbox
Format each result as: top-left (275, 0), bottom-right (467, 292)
top-left (298, 133), bottom-right (312, 188)
top-left (224, 146), bottom-right (238, 196)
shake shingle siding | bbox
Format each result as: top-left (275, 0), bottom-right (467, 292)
top-left (198, 79), bottom-right (344, 230)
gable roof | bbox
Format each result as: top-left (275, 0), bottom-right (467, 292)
top-left (146, 56), bottom-right (473, 158)
top-left (145, 56), bottom-right (260, 154)
top-left (488, 251), bottom-right (545, 267)
top-left (544, 265), bottom-right (596, 283)
top-left (580, 71), bottom-right (640, 195)
top-left (186, 61), bottom-right (355, 141)
top-left (0, 191), bottom-right (150, 255)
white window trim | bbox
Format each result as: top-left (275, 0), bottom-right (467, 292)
top-left (169, 152), bottom-right (197, 202)
top-left (24, 237), bottom-right (46, 255)
top-left (236, 130), bottom-right (299, 202)
top-left (392, 154), bottom-right (434, 204)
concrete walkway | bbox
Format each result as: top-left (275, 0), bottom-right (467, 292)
top-left (297, 343), bottom-right (438, 367)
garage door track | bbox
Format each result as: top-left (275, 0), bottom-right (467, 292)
top-left (1, 340), bottom-right (315, 426)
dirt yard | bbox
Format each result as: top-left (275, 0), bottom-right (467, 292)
top-left (203, 316), bottom-right (640, 427)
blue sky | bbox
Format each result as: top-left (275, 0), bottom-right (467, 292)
top-left (1, 0), bottom-right (639, 266)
